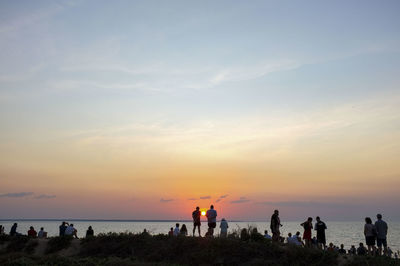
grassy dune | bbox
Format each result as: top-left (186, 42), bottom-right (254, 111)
top-left (0, 233), bottom-right (398, 265)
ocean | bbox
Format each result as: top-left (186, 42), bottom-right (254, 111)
top-left (1, 220), bottom-right (399, 252)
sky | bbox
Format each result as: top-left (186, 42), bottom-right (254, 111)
top-left (0, 0), bottom-right (400, 221)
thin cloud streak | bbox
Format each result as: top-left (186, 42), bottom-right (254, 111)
top-left (230, 197), bottom-right (250, 204)
top-left (34, 194), bottom-right (57, 199)
top-left (160, 198), bottom-right (174, 203)
top-left (200, 196), bottom-right (211, 199)
top-left (0, 192), bottom-right (34, 198)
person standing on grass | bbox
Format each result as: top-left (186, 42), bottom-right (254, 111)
top-left (192, 206), bottom-right (201, 236)
top-left (220, 218), bottom-right (229, 238)
top-left (173, 223), bottom-right (180, 236)
top-left (301, 217), bottom-right (313, 247)
top-left (375, 213), bottom-right (388, 256)
top-left (270, 209), bottom-right (282, 242)
top-left (364, 217), bottom-right (376, 255)
top-left (206, 205), bottom-right (217, 236)
top-left (315, 216), bottom-right (327, 249)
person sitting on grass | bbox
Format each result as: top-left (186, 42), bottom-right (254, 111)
top-left (27, 226), bottom-right (37, 237)
top-left (327, 243), bottom-right (335, 251)
top-left (287, 233), bottom-right (294, 244)
top-left (348, 245), bottom-right (356, 255)
top-left (65, 223), bottom-right (78, 239)
top-left (357, 243), bottom-right (367, 255)
top-left (10, 223), bottom-right (20, 236)
top-left (264, 230), bottom-right (272, 239)
top-left (294, 231), bottom-right (304, 246)
top-left (180, 224), bottom-right (188, 236)
top-left (173, 223), bottom-right (180, 236)
top-left (168, 227), bottom-right (174, 237)
top-left (59, 221), bottom-right (68, 236)
top-left (205, 227), bottom-right (213, 238)
top-left (338, 244), bottom-right (346, 254)
top-left (86, 226), bottom-right (94, 237)
top-left (38, 227), bottom-right (47, 238)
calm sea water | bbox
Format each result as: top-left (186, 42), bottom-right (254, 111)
top-left (1, 220), bottom-right (399, 252)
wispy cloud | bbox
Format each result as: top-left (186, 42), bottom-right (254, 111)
top-left (160, 198), bottom-right (174, 203)
top-left (0, 192), bottom-right (34, 198)
top-left (187, 198), bottom-right (197, 201)
top-left (230, 197), bottom-right (250, 204)
top-left (34, 194), bottom-right (56, 199)
top-left (200, 196), bottom-right (211, 199)
top-left (256, 200), bottom-right (359, 208)
top-left (216, 194), bottom-right (229, 202)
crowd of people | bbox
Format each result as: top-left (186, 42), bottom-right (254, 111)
top-left (268, 209), bottom-right (394, 257)
top-left (0, 222), bottom-right (95, 239)
top-left (0, 207), bottom-right (397, 258)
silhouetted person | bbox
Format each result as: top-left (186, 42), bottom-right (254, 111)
top-left (59, 221), bottom-right (68, 236)
top-left (301, 217), bottom-right (313, 247)
top-left (220, 218), bottom-right (228, 237)
top-left (65, 223), bottom-right (78, 239)
top-left (205, 227), bottom-right (213, 238)
top-left (264, 230), bottom-right (272, 240)
top-left (338, 244), bottom-right (346, 254)
top-left (27, 226), bottom-right (37, 237)
top-left (357, 242), bottom-right (367, 255)
top-left (375, 213), bottom-right (388, 256)
top-left (270, 210), bottom-right (282, 241)
top-left (168, 227), bottom-right (174, 237)
top-left (0, 225), bottom-right (4, 235)
top-left (206, 205), bottom-right (217, 236)
top-left (315, 216), bottom-right (327, 249)
top-left (86, 226), bottom-right (94, 237)
top-left (180, 224), bottom-right (188, 236)
top-left (10, 223), bottom-right (18, 236)
top-left (173, 223), bottom-right (180, 236)
top-left (348, 245), bottom-right (356, 255)
top-left (364, 217), bottom-right (376, 255)
top-left (327, 242), bottom-right (335, 251)
top-left (192, 206), bottom-right (201, 236)
top-left (38, 227), bottom-right (47, 238)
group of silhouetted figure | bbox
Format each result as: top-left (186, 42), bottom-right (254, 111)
top-left (0, 207), bottom-right (397, 258)
top-left (269, 209), bottom-right (394, 257)
top-left (0, 221), bottom-right (94, 239)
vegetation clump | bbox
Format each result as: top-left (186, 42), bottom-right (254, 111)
top-left (45, 236), bottom-right (73, 254)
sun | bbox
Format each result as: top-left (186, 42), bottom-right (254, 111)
top-left (201, 211), bottom-right (206, 216)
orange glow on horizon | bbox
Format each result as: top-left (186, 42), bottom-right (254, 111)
top-left (201, 211), bottom-right (206, 216)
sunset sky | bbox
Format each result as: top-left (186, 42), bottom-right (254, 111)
top-left (1, 0), bottom-right (400, 221)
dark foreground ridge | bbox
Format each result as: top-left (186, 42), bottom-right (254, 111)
top-left (0, 233), bottom-right (398, 266)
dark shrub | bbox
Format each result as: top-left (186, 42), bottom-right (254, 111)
top-left (45, 236), bottom-right (73, 254)
top-left (6, 236), bottom-right (30, 252)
